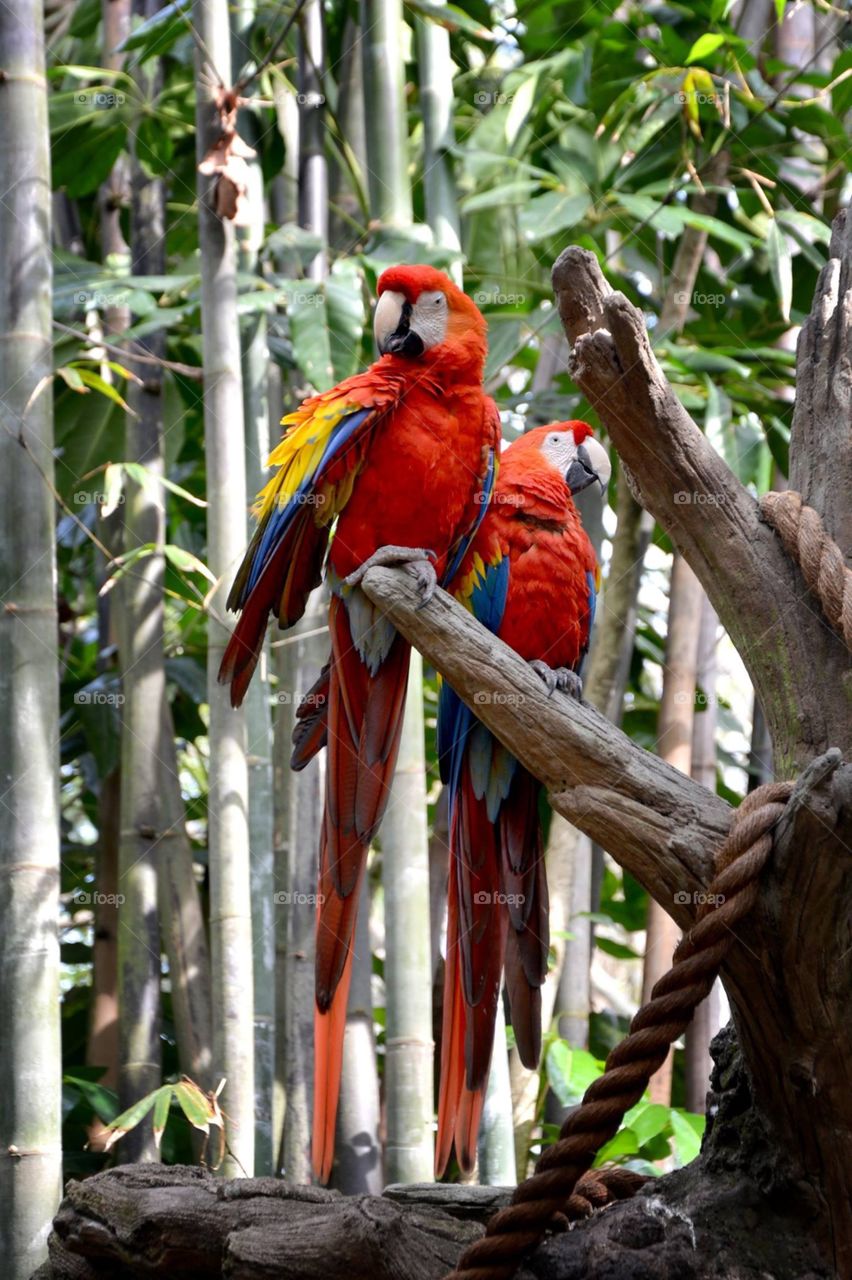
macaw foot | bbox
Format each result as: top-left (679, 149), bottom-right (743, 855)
top-left (529, 660), bottom-right (583, 701)
top-left (345, 544), bottom-right (438, 609)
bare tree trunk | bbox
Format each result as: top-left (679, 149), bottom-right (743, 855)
top-left (194, 0), bottom-right (253, 1177)
top-left (684, 594), bottom-right (721, 1113)
top-left (87, 769), bottom-right (121, 1088)
top-left (641, 553), bottom-right (703, 1104)
top-left (0, 1), bottom-right (62, 1271)
top-left (328, 15), bottom-right (367, 251)
top-left (85, 0), bottom-right (129, 1142)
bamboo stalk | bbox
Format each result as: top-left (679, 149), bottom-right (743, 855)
top-left (234, 40), bottom-right (276, 1167)
top-left (684, 595), bottom-right (722, 1112)
top-left (415, 1), bottom-right (461, 271)
top-left (0, 0), bottom-right (63, 1270)
top-left (194, 0), bottom-right (254, 1177)
top-left (641, 553), bottom-right (703, 1104)
top-left (360, 0), bottom-right (413, 226)
top-left (477, 995), bottom-right (517, 1186)
top-left (381, 664), bottom-right (435, 1183)
top-left (333, 888), bottom-right (382, 1192)
top-left (282, 596), bottom-right (326, 1183)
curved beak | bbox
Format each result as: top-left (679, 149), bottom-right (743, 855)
top-left (565, 437), bottom-right (611, 497)
top-left (374, 290), bottom-right (425, 358)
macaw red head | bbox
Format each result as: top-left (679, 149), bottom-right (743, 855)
top-left (503, 422), bottom-right (611, 499)
top-left (374, 265), bottom-right (488, 375)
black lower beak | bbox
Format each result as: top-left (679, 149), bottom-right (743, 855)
top-left (380, 300), bottom-right (425, 357)
top-left (565, 445), bottom-right (603, 496)
top-left (384, 328), bottom-right (425, 357)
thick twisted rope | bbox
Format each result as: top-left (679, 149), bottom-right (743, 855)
top-left (761, 491), bottom-right (852, 650)
top-left (443, 780), bottom-right (793, 1280)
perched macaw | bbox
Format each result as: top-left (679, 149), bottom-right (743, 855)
top-left (218, 265), bottom-right (500, 1183)
top-left (435, 421), bottom-right (611, 1177)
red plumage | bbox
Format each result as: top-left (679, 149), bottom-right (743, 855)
top-left (436, 421), bottom-right (603, 1175)
top-left (218, 264), bottom-right (500, 1183)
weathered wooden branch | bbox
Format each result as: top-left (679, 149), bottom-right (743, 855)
top-left (38, 1165), bottom-right (490, 1280)
top-left (790, 208), bottom-right (852, 562)
top-left (552, 237), bottom-right (851, 773)
top-left (359, 566), bottom-right (730, 930)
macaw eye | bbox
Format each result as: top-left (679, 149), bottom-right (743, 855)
top-left (549, 433), bottom-right (561, 444)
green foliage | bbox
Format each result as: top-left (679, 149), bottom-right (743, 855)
top-left (545, 1040), bottom-right (705, 1172)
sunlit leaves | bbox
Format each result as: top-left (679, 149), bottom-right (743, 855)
top-left (545, 1042), bottom-right (706, 1169)
top-left (99, 1076), bottom-right (225, 1167)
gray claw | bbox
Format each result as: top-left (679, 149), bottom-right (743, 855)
top-left (530, 660), bottom-right (583, 701)
top-left (345, 544), bottom-right (438, 608)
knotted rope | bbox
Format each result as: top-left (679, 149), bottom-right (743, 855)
top-left (443, 780), bottom-right (794, 1280)
top-left (761, 490), bottom-right (852, 649)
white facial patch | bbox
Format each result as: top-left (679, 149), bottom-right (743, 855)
top-left (410, 290), bottom-right (448, 349)
top-left (539, 430), bottom-right (613, 491)
top-left (540, 429), bottom-right (578, 474)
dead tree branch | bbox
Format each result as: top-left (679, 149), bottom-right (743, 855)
top-left (359, 566), bottom-right (730, 929)
top-left (551, 238), bottom-right (851, 772)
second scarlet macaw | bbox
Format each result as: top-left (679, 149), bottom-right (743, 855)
top-left (436, 421), bottom-right (610, 1177)
top-left (218, 265), bottom-right (499, 1183)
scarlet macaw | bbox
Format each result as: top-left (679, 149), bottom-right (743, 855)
top-left (435, 421), bottom-right (610, 1177)
top-left (218, 265), bottom-right (500, 1182)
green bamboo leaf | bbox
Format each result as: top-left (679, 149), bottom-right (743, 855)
top-left (100, 1087), bottom-right (162, 1151)
top-left (56, 365), bottom-right (86, 392)
top-left (152, 1086), bottom-right (172, 1149)
top-left (686, 33), bottom-right (727, 64)
top-left (505, 75), bottom-right (537, 142)
top-left (595, 936), bottom-right (641, 960)
top-left (74, 367), bottom-right (134, 414)
top-left (403, 0), bottom-right (494, 40)
top-left (63, 1075), bottom-right (120, 1124)
top-left (173, 1080), bottom-right (214, 1133)
top-left (117, 0), bottom-right (192, 59)
top-left (101, 464), bottom-right (125, 518)
top-left (766, 218), bottom-right (793, 323)
top-left (160, 475), bottom-right (207, 508)
top-left (100, 543), bottom-right (156, 595)
top-left (164, 544), bottom-right (217, 585)
top-left (461, 180), bottom-right (539, 213)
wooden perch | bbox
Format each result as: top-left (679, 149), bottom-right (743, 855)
top-left (359, 565), bottom-right (731, 929)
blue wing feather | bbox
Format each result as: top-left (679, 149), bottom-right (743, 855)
top-left (242, 407), bottom-right (372, 599)
top-left (442, 447), bottom-right (497, 587)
